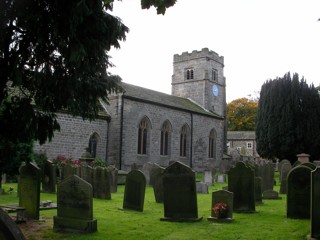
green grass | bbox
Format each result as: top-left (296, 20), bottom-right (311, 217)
top-left (0, 173), bottom-right (310, 240)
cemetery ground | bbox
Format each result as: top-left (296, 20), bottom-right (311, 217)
top-left (0, 173), bottom-right (309, 240)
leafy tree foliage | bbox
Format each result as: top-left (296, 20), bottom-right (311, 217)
top-left (227, 98), bottom-right (258, 131)
top-left (0, 0), bottom-right (176, 175)
top-left (256, 72), bottom-right (320, 163)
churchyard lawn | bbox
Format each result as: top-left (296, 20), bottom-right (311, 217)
top-left (0, 172), bottom-right (309, 240)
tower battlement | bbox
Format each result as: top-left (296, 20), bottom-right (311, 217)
top-left (173, 48), bottom-right (224, 65)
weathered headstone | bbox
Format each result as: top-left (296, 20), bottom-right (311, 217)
top-left (152, 166), bottom-right (165, 203)
top-left (208, 190), bottom-right (233, 222)
top-left (196, 182), bottom-right (208, 194)
top-left (228, 161), bottom-right (255, 213)
top-left (42, 160), bottom-right (56, 193)
top-left (92, 167), bottom-right (111, 199)
top-left (80, 164), bottom-right (93, 186)
top-left (255, 177), bottom-right (263, 205)
top-left (117, 170), bottom-right (128, 185)
top-left (287, 165), bottom-right (312, 219)
top-left (262, 190), bottom-right (282, 200)
top-left (216, 174), bottom-right (226, 183)
top-left (60, 164), bottom-right (75, 181)
top-left (278, 159), bottom-right (291, 181)
top-left (19, 162), bottom-right (41, 220)
top-left (107, 165), bottom-right (118, 193)
top-left (258, 162), bottom-right (274, 191)
top-left (161, 161), bottom-right (202, 222)
top-left (142, 162), bottom-right (160, 185)
top-left (123, 170), bottom-right (146, 211)
top-left (280, 163), bottom-right (292, 194)
top-left (0, 208), bottom-right (26, 240)
top-left (54, 175), bottom-right (97, 233)
top-left (204, 170), bottom-right (213, 186)
top-left (310, 167), bottom-right (320, 239)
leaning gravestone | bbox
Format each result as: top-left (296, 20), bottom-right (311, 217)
top-left (92, 167), bottom-right (111, 200)
top-left (19, 162), bottom-right (41, 220)
top-left (161, 161), bottom-right (202, 222)
top-left (208, 190), bottom-right (233, 222)
top-left (280, 163), bottom-right (292, 194)
top-left (0, 208), bottom-right (26, 240)
top-left (310, 167), bottom-right (320, 239)
top-left (123, 170), bottom-right (146, 211)
top-left (54, 175), bottom-right (97, 233)
top-left (42, 160), bottom-right (56, 193)
top-left (228, 161), bottom-right (255, 213)
top-left (152, 166), bottom-right (165, 203)
top-left (287, 165), bottom-right (312, 219)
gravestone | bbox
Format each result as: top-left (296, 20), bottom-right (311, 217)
top-left (117, 170), bottom-right (128, 185)
top-left (107, 165), bottom-right (118, 193)
top-left (216, 174), bottom-right (226, 183)
top-left (92, 167), bottom-right (111, 199)
top-left (80, 165), bottom-right (93, 186)
top-left (161, 161), bottom-right (202, 222)
top-left (258, 162), bottom-right (274, 191)
top-left (287, 165), bottom-right (312, 219)
top-left (123, 170), bottom-right (146, 211)
top-left (255, 177), bottom-right (263, 205)
top-left (301, 162), bottom-right (316, 170)
top-left (310, 167), bottom-right (320, 239)
top-left (292, 160), bottom-right (302, 168)
top-left (0, 208), bottom-right (26, 240)
top-left (196, 182), bottom-right (208, 194)
top-left (262, 190), bottom-right (282, 200)
top-left (313, 161), bottom-right (320, 167)
top-left (142, 162), bottom-right (160, 185)
top-left (208, 190), bottom-right (233, 222)
top-left (204, 170), bottom-right (213, 186)
top-left (42, 160), bottom-right (56, 193)
top-left (278, 159), bottom-right (291, 181)
top-left (60, 164), bottom-right (75, 181)
top-left (228, 161), bottom-right (255, 213)
top-left (280, 163), bottom-right (292, 194)
top-left (152, 166), bottom-right (165, 203)
top-left (19, 162), bottom-right (41, 220)
top-left (54, 175), bottom-right (97, 233)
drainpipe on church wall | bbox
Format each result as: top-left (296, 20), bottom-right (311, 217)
top-left (119, 94), bottom-right (124, 170)
top-left (190, 112), bottom-right (193, 168)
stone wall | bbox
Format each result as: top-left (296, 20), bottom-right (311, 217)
top-left (34, 112), bottom-right (108, 161)
top-left (117, 98), bottom-right (224, 171)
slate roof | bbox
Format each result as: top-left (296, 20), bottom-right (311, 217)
top-left (227, 131), bottom-right (256, 140)
top-left (120, 82), bottom-right (223, 119)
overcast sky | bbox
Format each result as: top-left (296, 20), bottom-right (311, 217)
top-left (108, 0), bottom-right (320, 103)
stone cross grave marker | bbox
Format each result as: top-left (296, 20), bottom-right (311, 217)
top-left (19, 162), bottom-right (41, 220)
top-left (161, 161), bottom-right (202, 222)
top-left (123, 170), bottom-right (146, 211)
top-left (310, 167), bottom-right (320, 239)
top-left (93, 167), bottom-right (111, 200)
top-left (208, 190), bottom-right (233, 222)
top-left (287, 165), bottom-right (312, 219)
top-left (228, 161), bottom-right (255, 213)
top-left (54, 174), bottom-right (97, 233)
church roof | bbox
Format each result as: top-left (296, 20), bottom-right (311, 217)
top-left (227, 131), bottom-right (256, 140)
top-left (120, 82), bottom-right (223, 119)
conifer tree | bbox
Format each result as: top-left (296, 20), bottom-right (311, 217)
top-left (256, 72), bottom-right (320, 163)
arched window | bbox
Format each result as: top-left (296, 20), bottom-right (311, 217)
top-left (160, 120), bottom-right (172, 156)
top-left (208, 129), bottom-right (217, 158)
top-left (180, 124), bottom-right (189, 157)
top-left (138, 117), bottom-right (149, 154)
top-left (88, 133), bottom-right (99, 158)
top-left (186, 68), bottom-right (194, 80)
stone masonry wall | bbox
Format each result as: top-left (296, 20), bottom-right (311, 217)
top-left (34, 112), bottom-right (108, 161)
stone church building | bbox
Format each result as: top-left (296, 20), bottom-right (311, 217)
top-left (35, 48), bottom-right (227, 172)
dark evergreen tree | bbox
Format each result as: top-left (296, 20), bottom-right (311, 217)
top-left (256, 72), bottom-right (320, 163)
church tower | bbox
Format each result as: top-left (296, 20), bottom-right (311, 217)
top-left (171, 48), bottom-right (226, 118)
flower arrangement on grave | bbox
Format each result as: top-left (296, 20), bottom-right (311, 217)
top-left (212, 202), bottom-right (228, 219)
top-left (53, 155), bottom-right (80, 168)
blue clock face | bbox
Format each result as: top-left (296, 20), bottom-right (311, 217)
top-left (212, 84), bottom-right (219, 96)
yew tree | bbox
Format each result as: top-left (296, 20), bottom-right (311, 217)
top-left (0, 0), bottom-right (176, 175)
